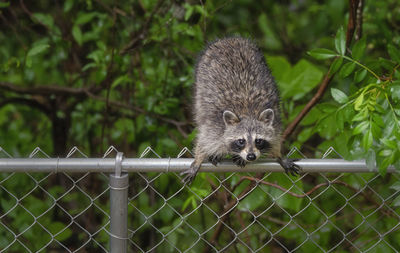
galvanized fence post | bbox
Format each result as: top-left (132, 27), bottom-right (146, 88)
top-left (109, 152), bottom-right (128, 253)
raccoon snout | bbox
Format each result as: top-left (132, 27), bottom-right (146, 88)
top-left (246, 153), bottom-right (256, 161)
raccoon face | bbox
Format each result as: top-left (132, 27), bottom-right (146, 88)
top-left (229, 136), bottom-right (272, 162)
top-left (223, 109), bottom-right (276, 162)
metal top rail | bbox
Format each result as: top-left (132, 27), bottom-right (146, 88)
top-left (0, 158), bottom-right (396, 173)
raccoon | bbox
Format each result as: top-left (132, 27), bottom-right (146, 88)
top-left (181, 37), bottom-right (301, 184)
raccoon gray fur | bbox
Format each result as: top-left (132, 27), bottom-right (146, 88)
top-left (181, 37), bottom-right (301, 184)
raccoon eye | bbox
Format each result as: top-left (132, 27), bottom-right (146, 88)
top-left (234, 139), bottom-right (246, 148)
top-left (237, 139), bottom-right (246, 146)
top-left (255, 139), bottom-right (270, 150)
top-left (231, 139), bottom-right (246, 152)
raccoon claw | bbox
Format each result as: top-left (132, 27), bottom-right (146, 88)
top-left (277, 158), bottom-right (302, 176)
top-left (208, 155), bottom-right (222, 166)
top-left (180, 163), bottom-right (200, 185)
top-left (232, 155), bottom-right (246, 168)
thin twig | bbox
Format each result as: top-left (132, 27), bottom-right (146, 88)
top-left (241, 176), bottom-right (350, 198)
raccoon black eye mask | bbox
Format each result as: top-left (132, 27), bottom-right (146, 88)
top-left (231, 139), bottom-right (246, 152)
top-left (181, 36), bottom-right (302, 184)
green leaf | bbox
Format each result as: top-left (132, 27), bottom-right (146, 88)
top-left (352, 111), bottom-right (367, 122)
top-left (370, 121), bottom-right (382, 139)
top-left (75, 12), bottom-right (98, 25)
top-left (393, 195), bottom-right (400, 207)
top-left (381, 138), bottom-right (397, 149)
top-left (335, 27), bottom-right (346, 55)
top-left (378, 156), bottom-right (391, 176)
top-left (353, 121), bottom-right (369, 135)
top-left (111, 75), bottom-right (132, 88)
top-left (352, 37), bottom-right (366, 60)
top-left (268, 56), bottom-right (291, 82)
top-left (379, 149), bottom-right (392, 157)
top-left (366, 149), bottom-right (376, 171)
top-left (33, 13), bottom-right (54, 29)
top-left (388, 44), bottom-right (400, 63)
top-left (339, 62), bottom-right (356, 78)
top-left (335, 110), bottom-right (345, 131)
top-left (270, 58), bottom-right (323, 100)
top-left (362, 129), bottom-right (373, 150)
top-left (382, 119), bottom-right (395, 139)
top-left (287, 59), bottom-right (324, 100)
top-left (238, 187), bottom-right (267, 211)
top-left (390, 182), bottom-right (400, 191)
top-left (330, 56), bottom-right (343, 73)
top-left (317, 114), bottom-right (337, 139)
top-left (182, 195), bottom-right (195, 211)
top-left (379, 57), bottom-right (397, 71)
top-left (331, 88), bottom-right (348, 104)
top-left (354, 93), bottom-right (364, 111)
top-left (318, 103), bottom-right (337, 113)
top-left (307, 48), bottom-right (337, 60)
top-left (372, 113), bottom-right (384, 127)
top-left (354, 69), bottom-right (367, 83)
top-left (72, 25), bottom-right (83, 46)
top-left (27, 44), bottom-right (50, 57)
top-left (184, 4), bottom-right (194, 21)
top-left (63, 0), bottom-right (74, 12)
top-left (0, 2), bottom-right (10, 8)
top-left (50, 222), bottom-right (72, 242)
top-left (262, 174), bottom-right (303, 212)
top-left (391, 85), bottom-right (400, 101)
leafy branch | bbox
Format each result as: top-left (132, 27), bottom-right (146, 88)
top-left (308, 27), bottom-right (400, 173)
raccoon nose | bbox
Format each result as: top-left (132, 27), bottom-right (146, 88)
top-left (246, 153), bottom-right (256, 161)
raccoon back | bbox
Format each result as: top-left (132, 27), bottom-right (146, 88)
top-left (194, 37), bottom-right (281, 131)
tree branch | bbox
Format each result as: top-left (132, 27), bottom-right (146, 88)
top-left (346, 0), bottom-right (360, 46)
top-left (0, 97), bottom-right (50, 113)
top-left (0, 82), bottom-right (93, 96)
top-left (1, 81), bottom-right (189, 135)
top-left (282, 0), bottom-right (363, 142)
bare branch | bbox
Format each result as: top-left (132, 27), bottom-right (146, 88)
top-left (0, 82), bottom-right (92, 96)
top-left (0, 97), bottom-right (50, 113)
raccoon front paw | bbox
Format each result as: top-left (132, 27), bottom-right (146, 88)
top-left (208, 155), bottom-right (222, 166)
top-left (232, 155), bottom-right (246, 168)
top-left (180, 162), bottom-right (200, 185)
top-left (277, 157), bottom-right (302, 176)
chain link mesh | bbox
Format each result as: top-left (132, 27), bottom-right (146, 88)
top-left (1, 146), bottom-right (399, 252)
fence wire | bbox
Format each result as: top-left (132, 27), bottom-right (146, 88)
top-left (0, 146), bottom-right (399, 253)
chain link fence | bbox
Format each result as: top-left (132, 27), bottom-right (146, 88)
top-left (1, 146), bottom-right (400, 252)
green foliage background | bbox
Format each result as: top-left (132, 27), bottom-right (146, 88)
top-left (1, 0), bottom-right (400, 252)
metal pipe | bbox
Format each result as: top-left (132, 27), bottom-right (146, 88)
top-left (0, 158), bottom-right (396, 173)
top-left (109, 173), bottom-right (128, 253)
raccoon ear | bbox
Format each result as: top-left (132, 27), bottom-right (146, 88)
top-left (259, 109), bottom-right (274, 126)
top-left (223, 110), bottom-right (240, 126)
